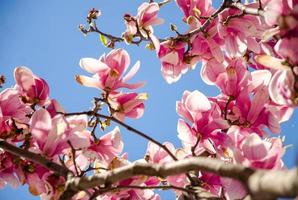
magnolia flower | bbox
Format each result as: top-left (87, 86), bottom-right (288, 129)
top-left (14, 67), bottom-right (50, 105)
top-left (0, 88), bottom-right (32, 137)
top-left (123, 2), bottom-right (163, 38)
top-left (235, 133), bottom-right (284, 169)
top-left (76, 49), bottom-right (144, 92)
top-left (84, 127), bottom-right (123, 164)
top-left (158, 40), bottom-right (188, 83)
top-left (109, 92), bottom-right (147, 121)
top-left (30, 109), bottom-right (90, 158)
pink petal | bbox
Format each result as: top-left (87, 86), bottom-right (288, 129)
top-left (122, 61), bottom-right (140, 82)
top-left (30, 108), bottom-right (52, 149)
top-left (255, 55), bottom-right (290, 70)
top-left (79, 58), bottom-right (109, 74)
top-left (14, 67), bottom-right (35, 91)
top-left (185, 90), bottom-right (211, 112)
top-left (75, 75), bottom-right (102, 89)
top-left (242, 133), bottom-right (268, 160)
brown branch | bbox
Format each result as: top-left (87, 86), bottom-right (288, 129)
top-left (67, 140), bottom-right (80, 176)
top-left (89, 185), bottom-right (202, 200)
top-left (0, 139), bottom-right (71, 177)
top-left (60, 157), bottom-right (298, 200)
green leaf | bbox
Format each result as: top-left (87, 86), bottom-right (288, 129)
top-left (99, 34), bottom-right (108, 47)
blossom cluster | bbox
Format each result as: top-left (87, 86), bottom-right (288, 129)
top-left (1, 0), bottom-right (298, 200)
top-left (0, 49), bottom-right (149, 199)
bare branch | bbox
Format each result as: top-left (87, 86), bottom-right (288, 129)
top-left (0, 139), bottom-right (71, 177)
top-left (60, 156), bottom-right (298, 200)
top-left (231, 2), bottom-right (264, 16)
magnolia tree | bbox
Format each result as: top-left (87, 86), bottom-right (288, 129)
top-left (1, 0), bottom-right (298, 199)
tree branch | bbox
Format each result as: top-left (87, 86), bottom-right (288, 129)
top-left (0, 139), bottom-right (71, 177)
top-left (231, 2), bottom-right (264, 16)
top-left (59, 157), bottom-right (298, 200)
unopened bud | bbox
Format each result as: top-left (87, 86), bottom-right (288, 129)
top-left (124, 13), bottom-right (133, 22)
top-left (170, 24), bottom-right (177, 32)
top-left (0, 75), bottom-right (5, 88)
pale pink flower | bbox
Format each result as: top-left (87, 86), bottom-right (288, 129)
top-left (0, 152), bottom-right (20, 189)
top-left (137, 2), bottom-right (164, 33)
top-left (109, 92), bottom-right (147, 121)
top-left (76, 49), bottom-right (144, 92)
top-left (262, 0), bottom-right (293, 26)
top-left (85, 127), bottom-right (123, 164)
top-left (235, 133), bottom-right (284, 169)
top-left (14, 67), bottom-right (50, 105)
top-left (122, 2), bottom-right (163, 46)
top-left (30, 109), bottom-right (90, 158)
top-left (146, 142), bottom-right (188, 189)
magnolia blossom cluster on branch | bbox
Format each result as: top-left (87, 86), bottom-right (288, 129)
top-left (1, 0), bottom-right (298, 200)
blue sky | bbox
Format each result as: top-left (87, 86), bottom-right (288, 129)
top-left (1, 1), bottom-right (297, 199)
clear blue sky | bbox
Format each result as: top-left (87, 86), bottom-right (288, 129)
top-left (1, 1), bottom-right (297, 199)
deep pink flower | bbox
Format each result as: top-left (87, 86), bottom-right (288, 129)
top-left (158, 40), bottom-right (188, 83)
top-left (14, 67), bottom-right (50, 105)
top-left (218, 8), bottom-right (262, 58)
top-left (269, 69), bottom-right (298, 106)
top-left (0, 88), bottom-right (32, 138)
top-left (177, 90), bottom-right (229, 154)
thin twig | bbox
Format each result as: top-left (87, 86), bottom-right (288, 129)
top-left (67, 140), bottom-right (80, 176)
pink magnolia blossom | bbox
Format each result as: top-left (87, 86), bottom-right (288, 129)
top-left (255, 54), bottom-right (298, 106)
top-left (262, 0), bottom-right (293, 26)
top-left (85, 127), bottom-right (123, 164)
top-left (225, 86), bottom-right (280, 135)
top-left (108, 92), bottom-right (147, 121)
top-left (0, 151), bottom-right (20, 189)
top-left (0, 88), bottom-right (32, 138)
top-left (214, 58), bottom-right (250, 96)
top-left (233, 133), bottom-right (284, 169)
top-left (76, 49), bottom-right (144, 92)
top-left (30, 109), bottom-right (90, 158)
top-left (275, 37), bottom-right (298, 65)
top-left (158, 40), bottom-right (188, 83)
top-left (137, 2), bottom-right (164, 33)
top-left (14, 67), bottom-right (50, 105)
top-left (123, 2), bottom-right (163, 45)
top-left (269, 69), bottom-right (298, 106)
top-left (217, 8), bottom-right (262, 58)
top-left (146, 141), bottom-right (188, 189)
top-left (176, 0), bottom-right (214, 22)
